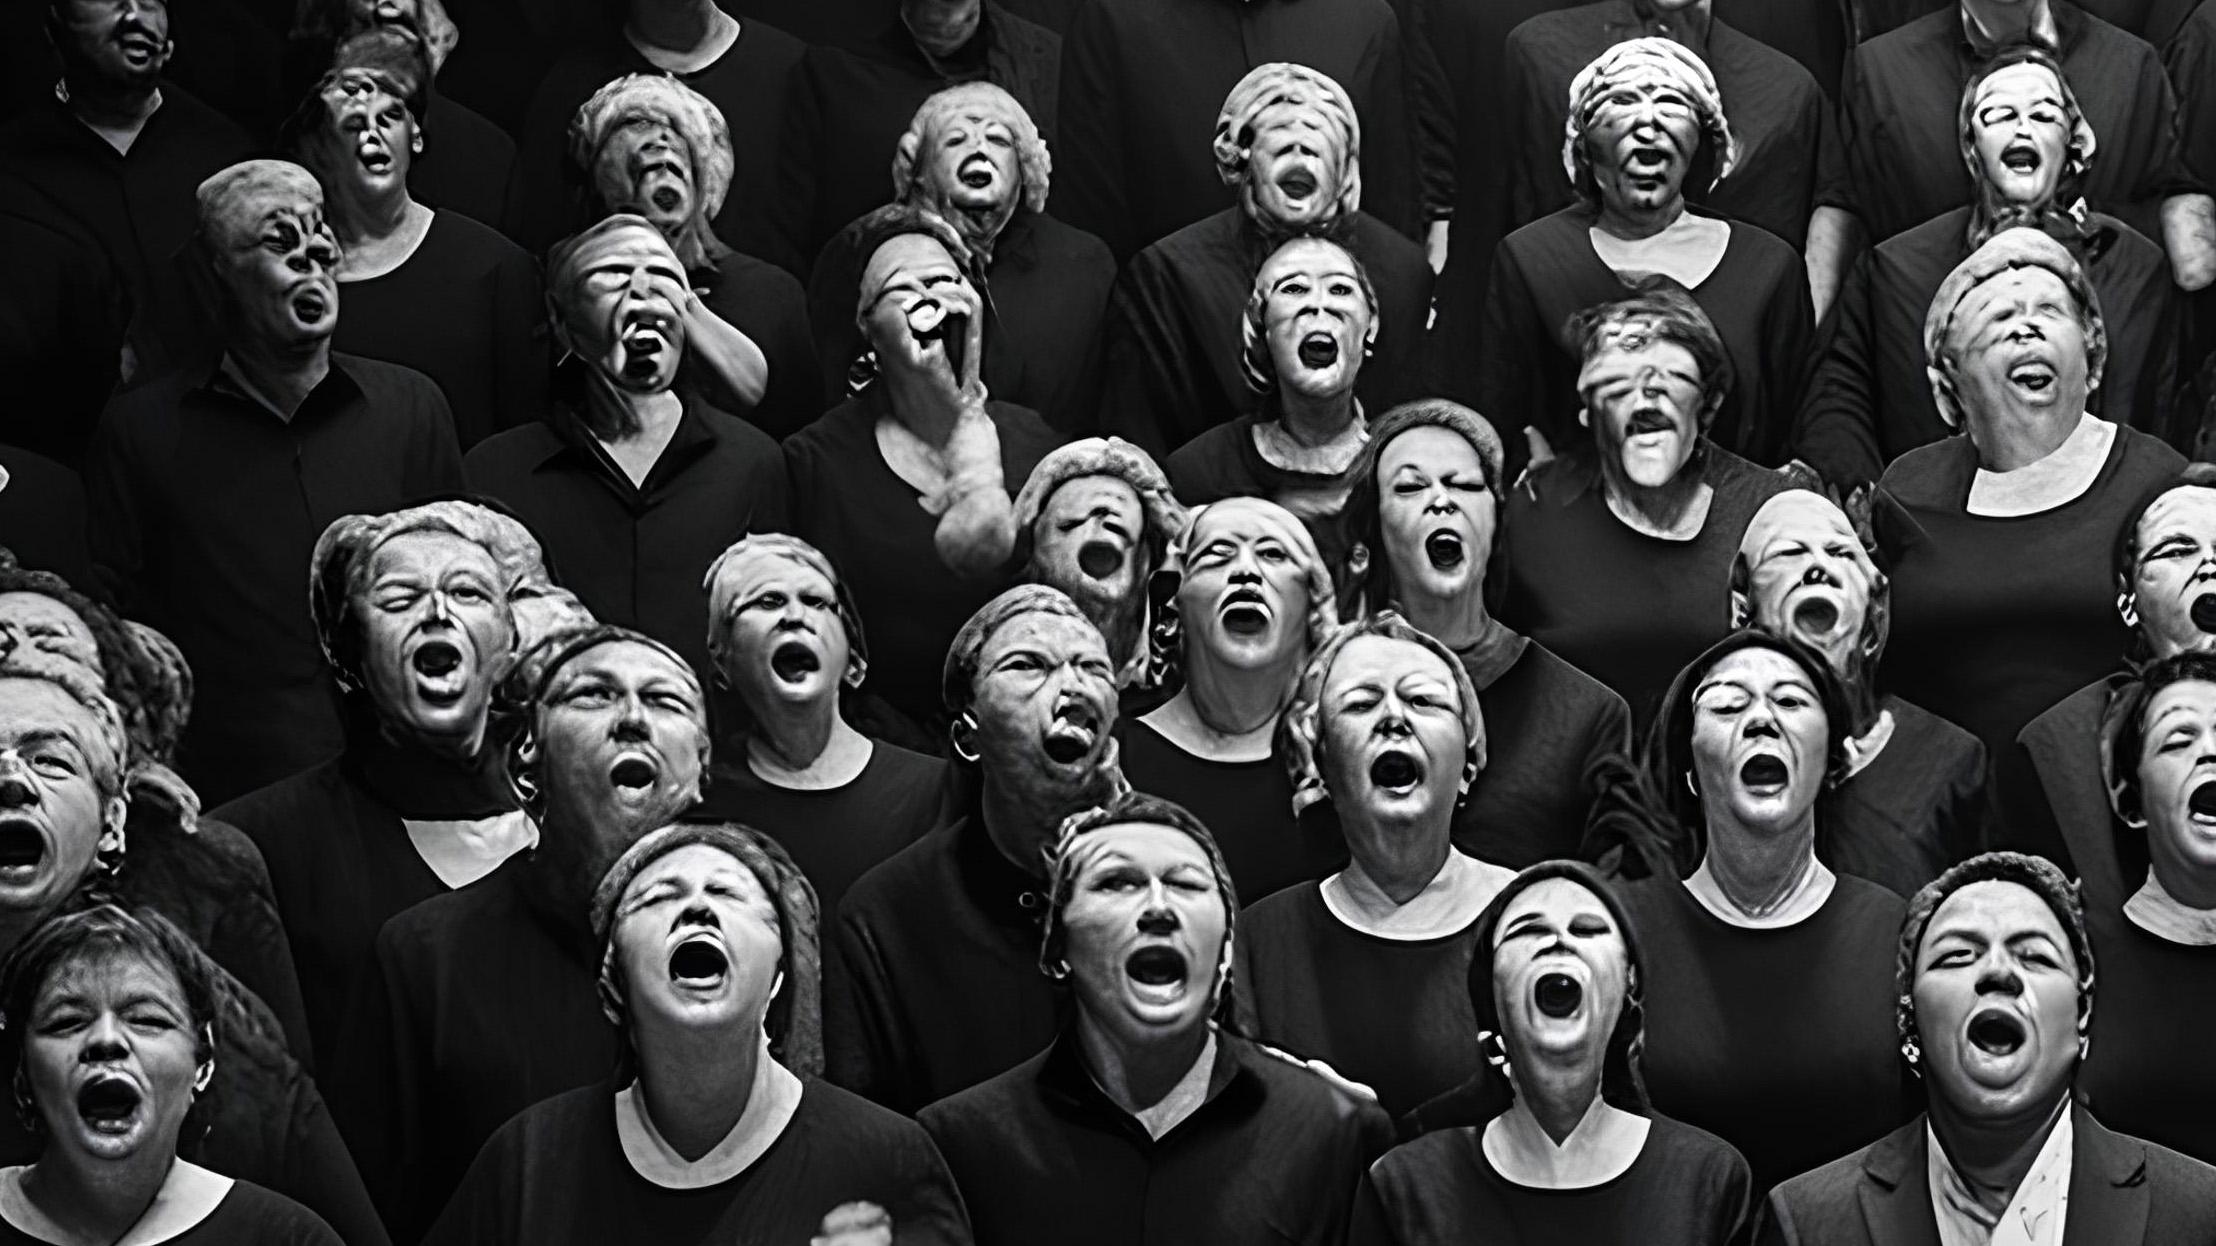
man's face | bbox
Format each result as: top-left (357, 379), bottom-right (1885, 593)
top-left (2134, 680), bottom-right (2216, 888)
top-left (1943, 266), bottom-right (2091, 427)
top-left (1257, 239), bottom-right (1370, 403)
top-left (1687, 647), bottom-right (1828, 834)
top-left (713, 554), bottom-right (852, 716)
top-left (1377, 426), bottom-right (1496, 606)
top-left (2128, 487), bottom-right (2216, 660)
top-left (859, 233), bottom-right (979, 384)
top-left (0, 594), bottom-right (102, 678)
top-left (1739, 493), bottom-right (1879, 673)
top-left (1913, 880), bottom-right (2081, 1125)
top-left (1030, 477), bottom-right (1146, 624)
top-left (535, 641), bottom-right (705, 866)
top-left (964, 613), bottom-right (1117, 795)
top-left (611, 842), bottom-right (783, 1038)
top-left (23, 950), bottom-right (205, 1167)
top-left (1177, 503), bottom-right (1312, 674)
top-left (1320, 634), bottom-right (1470, 834)
top-left (1969, 63), bottom-right (2070, 208)
top-left (209, 189), bottom-right (340, 354)
top-left (1586, 73), bottom-right (1701, 216)
top-left (918, 103), bottom-right (1021, 218)
top-left (555, 223), bottom-right (689, 395)
top-left (1585, 336), bottom-right (1705, 488)
top-left (313, 71), bottom-right (419, 200)
top-left (592, 117), bottom-right (696, 238)
top-left (0, 679), bottom-right (121, 917)
top-left (1243, 102), bottom-right (1345, 231)
top-left (357, 530), bottom-right (513, 754)
top-left (52, 0), bottom-right (170, 90)
top-left (1490, 877), bottom-right (1629, 1073)
top-left (1059, 822), bottom-right (1227, 1046)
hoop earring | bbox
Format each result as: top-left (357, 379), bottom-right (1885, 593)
top-left (1684, 771), bottom-right (1699, 798)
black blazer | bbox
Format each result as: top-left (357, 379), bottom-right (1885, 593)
top-left (1757, 1105), bottom-right (2216, 1246)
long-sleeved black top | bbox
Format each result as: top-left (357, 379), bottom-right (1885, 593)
top-left (694, 248), bottom-right (823, 441)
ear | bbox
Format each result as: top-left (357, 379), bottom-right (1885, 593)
top-left (411, 130), bottom-right (425, 156)
top-left (1927, 366), bottom-right (1960, 429)
top-left (1727, 555), bottom-right (1753, 628)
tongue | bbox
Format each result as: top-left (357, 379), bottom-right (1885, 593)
top-left (1534, 972), bottom-right (1583, 1018)
top-left (650, 187), bottom-right (681, 212)
top-left (1297, 336), bottom-right (1338, 369)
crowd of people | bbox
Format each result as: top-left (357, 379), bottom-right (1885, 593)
top-left (3, 0), bottom-right (2216, 1240)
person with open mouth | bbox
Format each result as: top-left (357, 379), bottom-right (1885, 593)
top-left (694, 533), bottom-right (948, 925)
top-left (1095, 61), bottom-right (1432, 457)
top-left (826, 586), bottom-right (1122, 1114)
top-left (1013, 437), bottom-right (1186, 694)
top-left (0, 905), bottom-right (347, 1244)
top-left (1874, 227), bottom-right (2186, 790)
top-left (424, 822), bottom-right (970, 1244)
top-left (1730, 488), bottom-right (1985, 898)
top-left (1339, 400), bottom-right (1632, 870)
top-left (921, 791), bottom-right (1393, 1244)
top-left (1475, 36), bottom-right (1812, 481)
top-left (1762, 852), bottom-right (2216, 1243)
top-left (326, 622), bottom-right (712, 1241)
top-left (1121, 497), bottom-right (1347, 904)
top-left (1499, 286), bottom-right (1790, 732)
top-left (1795, 47), bottom-right (2180, 490)
top-left (1355, 861), bottom-right (1754, 1245)
top-left (1237, 613), bottom-right (1515, 1118)
top-left (213, 501), bottom-right (553, 1075)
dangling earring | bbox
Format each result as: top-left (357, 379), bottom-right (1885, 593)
top-left (2117, 592), bottom-right (2139, 628)
top-left (1478, 1030), bottom-right (1511, 1074)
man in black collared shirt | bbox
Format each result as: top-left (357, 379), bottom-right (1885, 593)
top-left (85, 159), bottom-right (465, 806)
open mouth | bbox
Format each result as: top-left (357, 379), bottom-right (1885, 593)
top-left (1739, 753), bottom-right (1789, 793)
top-left (76, 1077), bottom-right (140, 1135)
top-left (357, 136), bottom-right (394, 174)
top-left (2190, 779), bottom-right (2216, 825)
top-left (1369, 749), bottom-right (1423, 794)
top-left (1077, 539), bottom-right (1123, 580)
top-left (1425, 530), bottom-right (1465, 572)
top-left (1626, 409), bottom-right (1675, 438)
top-left (1276, 168), bottom-right (1318, 200)
top-left (291, 288), bottom-right (329, 325)
top-left (1125, 945), bottom-right (1190, 1005)
top-left (1534, 971), bottom-right (1583, 1018)
top-left (1967, 1008), bottom-right (2026, 1057)
top-left (1042, 710), bottom-right (1098, 765)
top-left (770, 640), bottom-right (820, 684)
top-left (412, 639), bottom-right (461, 678)
top-left (958, 155), bottom-right (996, 190)
top-left (0, 820), bottom-right (46, 883)
top-left (2193, 594), bottom-right (2216, 634)
top-left (2001, 140), bottom-right (2042, 175)
top-left (620, 324), bottom-right (666, 381)
top-left (668, 936), bottom-right (729, 989)
top-left (2008, 361), bottom-right (2056, 393)
top-left (1792, 596), bottom-right (1842, 637)
top-left (609, 755), bottom-right (658, 791)
top-left (1296, 331), bottom-right (1339, 370)
top-left (1219, 588), bottom-right (1271, 637)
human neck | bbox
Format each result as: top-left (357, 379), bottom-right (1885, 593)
top-left (635, 1020), bottom-right (758, 1160)
top-left (1182, 650), bottom-right (1298, 739)
top-left (389, 713), bottom-right (488, 764)
top-left (226, 337), bottom-right (332, 419)
top-left (1506, 1053), bottom-right (1610, 1146)
top-left (747, 698), bottom-right (869, 786)
top-left (23, 1145), bottom-right (174, 1245)
top-left (1075, 1012), bottom-right (1212, 1118)
top-left (1278, 387), bottom-right (1359, 446)
top-left (903, 0), bottom-right (983, 58)
top-left (979, 769), bottom-right (1110, 879)
top-left (1600, 455), bottom-right (1709, 539)
top-left (1929, 1089), bottom-right (2069, 1215)
top-left (626, 0), bottom-right (727, 51)
top-left (579, 377), bottom-right (683, 448)
top-left (878, 367), bottom-right (962, 448)
top-left (1962, 0), bottom-right (2047, 42)
top-left (937, 200), bottom-right (1016, 266)
top-left (65, 75), bottom-right (159, 133)
top-left (1969, 405), bottom-right (2085, 473)
top-left (1696, 811), bottom-right (1820, 918)
top-left (1596, 194), bottom-right (1686, 243)
top-left (1341, 816), bottom-right (1452, 906)
top-left (2150, 856), bottom-right (2216, 911)
top-left (1399, 581), bottom-right (1493, 651)
top-left (326, 178), bottom-right (414, 246)
top-left (1822, 647), bottom-right (1885, 738)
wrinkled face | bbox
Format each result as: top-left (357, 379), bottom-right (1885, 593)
top-left (1378, 427), bottom-right (1496, 606)
top-left (356, 530), bottom-right (513, 752)
top-left (1585, 336), bottom-right (1705, 488)
top-left (714, 554), bottom-right (852, 714)
top-left (592, 118), bottom-right (697, 238)
top-left (1969, 63), bottom-right (2070, 207)
top-left (314, 70), bottom-right (419, 198)
top-left (613, 842), bottom-right (783, 1038)
top-left (555, 222), bottom-right (689, 394)
top-left (1913, 880), bottom-right (2081, 1124)
top-left (1943, 266), bottom-right (2091, 423)
top-left (0, 680), bottom-right (120, 917)
top-left (1177, 504), bottom-right (1312, 674)
top-left (1320, 634), bottom-right (1469, 838)
top-left (208, 189), bottom-right (340, 353)
top-left (919, 104), bottom-right (1021, 217)
top-left (52, 0), bottom-right (171, 89)
top-left (860, 233), bottom-right (978, 382)
top-left (0, 594), bottom-right (102, 678)
top-left (1243, 102), bottom-right (1346, 231)
top-left (1585, 73), bottom-right (1701, 216)
top-left (2134, 680), bottom-right (2216, 888)
top-left (1741, 495), bottom-right (1878, 671)
top-left (1060, 822), bottom-right (1228, 1045)
top-left (1257, 239), bottom-right (1370, 402)
top-left (22, 950), bottom-right (205, 1167)
top-left (535, 641), bottom-right (705, 856)
top-left (2127, 487), bottom-right (2216, 660)
top-left (966, 613), bottom-right (1117, 793)
top-left (1688, 647), bottom-right (1828, 835)
top-left (1490, 877), bottom-right (1629, 1075)
top-left (1031, 477), bottom-right (1146, 616)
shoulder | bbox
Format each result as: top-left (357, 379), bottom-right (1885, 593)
top-left (1347, 213), bottom-right (1430, 273)
top-left (1823, 872), bottom-right (1912, 929)
top-left (1710, 18), bottom-right (1820, 91)
top-left (96, 373), bottom-right (199, 437)
top-left (427, 210), bottom-right (532, 268)
top-left (332, 352), bottom-right (447, 414)
top-left (797, 1077), bottom-right (946, 1151)
top-left (1643, 1112), bottom-right (1753, 1179)
top-left (985, 401), bottom-right (1064, 462)
top-left (475, 1081), bottom-right (610, 1164)
top-left (2019, 678), bottom-right (2110, 747)
top-left (375, 872), bottom-right (517, 958)
top-left (1019, 213), bottom-right (1114, 271)
top-left (1518, 642), bottom-right (1627, 709)
top-left (841, 824), bottom-right (963, 925)
top-left (1854, 7), bottom-right (1956, 68)
top-left (207, 1178), bottom-right (347, 1244)
top-left (1239, 880), bottom-right (1326, 935)
top-left (1877, 436), bottom-right (1978, 508)
top-left (2112, 424), bottom-right (2189, 481)
top-left (2129, 1132), bottom-right (2216, 1226)
top-left (1142, 210), bottom-right (1240, 270)
top-left (1721, 219), bottom-right (1810, 274)
top-left (209, 761), bottom-right (349, 835)
top-left (915, 1048), bottom-right (1048, 1139)
top-left (711, 249), bottom-right (808, 303)
top-left (1368, 1124), bottom-right (1477, 1190)
top-left (692, 400), bottom-right (783, 461)
top-left (733, 15), bottom-right (808, 63)
top-left (1229, 1033), bottom-right (1393, 1130)
top-left (785, 398), bottom-right (871, 462)
top-left (2068, 5), bottom-right (2166, 65)
top-left (1764, 1132), bottom-right (1890, 1224)
top-left (1885, 698), bottom-right (1985, 766)
top-left (1501, 207), bottom-right (1593, 256)
top-left (464, 422), bottom-right (562, 479)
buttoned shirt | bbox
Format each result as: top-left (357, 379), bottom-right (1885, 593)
top-left (1928, 1111), bottom-right (2074, 1246)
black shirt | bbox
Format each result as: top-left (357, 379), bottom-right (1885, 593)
top-left (0, 445), bottom-right (91, 587)
top-left (404, 93), bottom-right (516, 236)
top-left (0, 206), bottom-right (128, 469)
top-left (1819, 696), bottom-right (1987, 900)
top-left (2001, 676), bottom-right (2131, 903)
top-left (920, 1029), bottom-right (1395, 1246)
top-left (2172, 3), bottom-right (2216, 189)
top-left (0, 1181), bottom-right (343, 1246)
top-left (1453, 637), bottom-right (1631, 870)
top-left (465, 394), bottom-right (788, 684)
top-left (1115, 717), bottom-right (1347, 905)
top-left (84, 354), bottom-right (465, 805)
top-left (1165, 414), bottom-right (1359, 571)
top-left (2080, 901), bottom-right (2216, 1167)
top-left (692, 249), bottom-right (823, 441)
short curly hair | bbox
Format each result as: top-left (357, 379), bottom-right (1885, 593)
top-left (1151, 496), bottom-right (1339, 690)
top-left (848, 203), bottom-right (980, 330)
top-left (1211, 62), bottom-right (1363, 228)
top-left (1562, 37), bottom-right (1736, 213)
top-left (1895, 852), bottom-right (2094, 1072)
top-left (1281, 610), bottom-right (1481, 818)
top-left (1924, 227), bottom-right (2108, 430)
top-left (892, 82), bottom-right (1051, 215)
top-left (1240, 235), bottom-right (1379, 396)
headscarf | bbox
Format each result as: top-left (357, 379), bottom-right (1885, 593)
top-left (892, 82), bottom-right (1051, 215)
top-left (1337, 400), bottom-right (1507, 619)
top-left (701, 534), bottom-right (870, 691)
top-left (498, 623), bottom-right (707, 819)
top-left (1562, 38), bottom-right (1737, 207)
top-left (940, 584), bottom-right (1094, 720)
top-left (1013, 437), bottom-right (1186, 570)
top-left (1280, 610), bottom-right (1480, 817)
top-left (569, 72), bottom-right (734, 219)
top-left (1212, 62), bottom-right (1363, 226)
top-left (1923, 226), bottom-right (2108, 428)
top-left (1239, 236), bottom-right (1377, 396)
top-left (1150, 496), bottom-right (1338, 690)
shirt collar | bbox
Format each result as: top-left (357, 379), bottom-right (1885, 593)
top-left (540, 394), bottom-right (720, 486)
top-left (950, 806), bottom-right (1056, 930)
top-left (614, 1034), bottom-right (805, 1189)
top-left (1960, 0), bottom-right (2066, 56)
top-left (2124, 869), bottom-right (2216, 945)
top-left (1602, 0), bottom-right (1713, 56)
top-left (1454, 621), bottom-right (1530, 693)
top-left (1926, 1105), bottom-right (2073, 1246)
top-left (1034, 1024), bottom-right (1253, 1137)
top-left (200, 352), bottom-right (365, 424)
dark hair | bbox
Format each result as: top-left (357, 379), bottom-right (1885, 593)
top-left (2111, 464), bottom-right (2216, 664)
top-left (850, 204), bottom-right (978, 304)
top-left (1957, 46), bottom-right (2092, 245)
top-left (277, 31), bottom-right (433, 167)
top-left (2099, 650), bottom-right (2216, 888)
top-left (1896, 852), bottom-right (2093, 1063)
top-left (1335, 400), bottom-right (1508, 621)
top-left (1562, 281), bottom-right (1735, 422)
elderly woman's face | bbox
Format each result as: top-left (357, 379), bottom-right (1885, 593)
top-left (357, 530), bottom-right (513, 750)
top-left (1320, 634), bottom-right (1468, 833)
top-left (1244, 102), bottom-right (1344, 231)
top-left (22, 948), bottom-right (203, 1165)
top-left (209, 189), bottom-right (340, 353)
top-left (859, 233), bottom-right (979, 381)
top-left (967, 613), bottom-right (1117, 787)
top-left (0, 679), bottom-right (120, 915)
top-left (1586, 74), bottom-right (1700, 216)
top-left (2128, 487), bottom-right (2216, 660)
top-left (714, 555), bottom-right (852, 713)
top-left (1060, 822), bottom-right (1227, 1044)
top-left (592, 118), bottom-right (696, 238)
top-left (0, 594), bottom-right (102, 678)
top-left (536, 641), bottom-right (705, 841)
top-left (556, 223), bottom-right (690, 394)
top-left (1586, 337), bottom-right (1704, 488)
top-left (1688, 647), bottom-right (1828, 834)
top-left (1741, 496), bottom-right (1877, 670)
top-left (2134, 680), bottom-right (2216, 886)
top-left (1943, 266), bottom-right (2090, 423)
top-left (920, 103), bottom-right (1021, 217)
top-left (313, 70), bottom-right (419, 199)
top-left (1970, 63), bottom-right (2070, 207)
top-left (1490, 877), bottom-right (1628, 1073)
top-left (1912, 880), bottom-right (2080, 1124)
top-left (612, 842), bottom-right (782, 1036)
top-left (1177, 505), bottom-right (1311, 674)
top-left (1378, 427), bottom-right (1496, 606)
top-left (1258, 239), bottom-right (1369, 403)
top-left (1032, 476), bottom-right (1146, 614)
top-left (53, 0), bottom-right (170, 87)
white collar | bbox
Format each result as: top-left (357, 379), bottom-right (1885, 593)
top-left (1321, 848), bottom-right (1514, 940)
top-left (401, 809), bottom-right (538, 889)
top-left (0, 1160), bottom-right (233, 1245)
top-left (1927, 1108), bottom-right (2073, 1246)
top-left (1841, 708), bottom-right (1899, 781)
top-left (1588, 212), bottom-right (1732, 289)
top-left (614, 1034), bottom-right (805, 1190)
top-left (2124, 869), bottom-right (2216, 946)
top-left (1967, 414), bottom-right (2113, 518)
top-left (1685, 855), bottom-right (1837, 929)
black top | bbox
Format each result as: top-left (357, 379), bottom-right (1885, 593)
top-left (693, 249), bottom-right (823, 442)
top-left (783, 394), bottom-right (1063, 744)
top-left (1836, 2), bottom-right (2198, 243)
top-left (920, 1029), bottom-right (1395, 1246)
top-left (0, 206), bottom-right (127, 469)
top-left (1097, 208), bottom-right (1434, 457)
top-left (0, 1180), bottom-right (342, 1246)
top-left (1114, 717), bottom-right (1346, 905)
top-left (425, 1078), bottom-right (973, 1245)
top-left (1817, 696), bottom-right (1987, 900)
top-left (1499, 447), bottom-right (1788, 729)
top-left (1234, 882), bottom-right (1483, 1119)
top-left (2001, 675), bottom-right (2129, 902)
top-left (1613, 872), bottom-right (1916, 1193)
top-left (84, 354), bottom-right (465, 805)
top-left (464, 394), bottom-right (788, 684)
top-left (2081, 902), bottom-right (2216, 1168)
top-left (403, 94), bottom-right (516, 237)
top-left (827, 812), bottom-right (1066, 1114)
top-left (0, 445), bottom-right (91, 587)
top-left (1165, 414), bottom-right (1357, 571)
top-left (1453, 637), bottom-right (1631, 870)
top-left (2172, 4), bottom-right (2216, 196)
top-left (1793, 207), bottom-right (2180, 488)
top-left (333, 209), bottom-right (548, 450)
top-left (1349, 1113), bottom-right (1753, 1246)
top-left (1475, 207), bottom-right (1813, 475)
top-left (1874, 425), bottom-right (2185, 764)
top-left (325, 857), bottom-right (613, 1244)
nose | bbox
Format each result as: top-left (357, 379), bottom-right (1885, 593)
top-left (1424, 482), bottom-right (1459, 514)
top-left (1798, 563), bottom-right (1839, 589)
top-left (610, 692), bottom-right (652, 739)
top-left (1136, 893), bottom-right (1179, 935)
top-left (676, 902), bottom-right (718, 929)
top-left (627, 267), bottom-right (654, 300)
top-left (0, 756), bottom-right (36, 807)
top-left (1975, 956), bottom-right (2025, 998)
top-left (80, 1014), bottom-right (129, 1062)
top-left (1741, 704), bottom-right (1780, 739)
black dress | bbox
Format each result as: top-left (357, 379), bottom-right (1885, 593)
top-left (2000, 676), bottom-right (2132, 901)
top-left (1164, 413), bottom-right (1359, 571)
top-left (0, 445), bottom-right (92, 587)
top-left (1452, 637), bottom-right (1631, 870)
top-left (2079, 901), bottom-right (2216, 1167)
top-left (1114, 717), bottom-right (1346, 905)
top-left (0, 1180), bottom-right (343, 1246)
top-left (692, 250), bottom-right (822, 441)
top-left (1817, 696), bottom-right (1987, 899)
